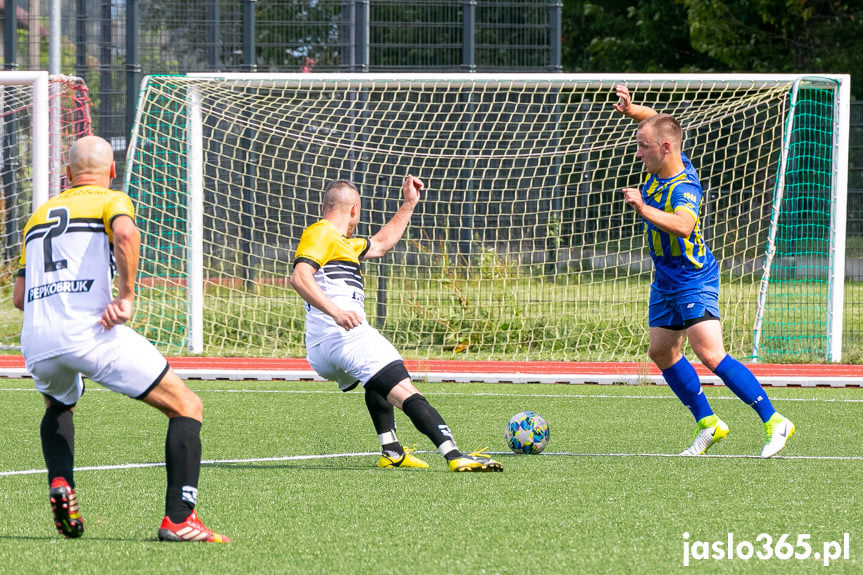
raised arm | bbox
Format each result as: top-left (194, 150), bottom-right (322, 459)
top-left (363, 175), bottom-right (423, 260)
top-left (613, 84), bottom-right (658, 123)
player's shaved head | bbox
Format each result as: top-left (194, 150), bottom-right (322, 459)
top-left (68, 136), bottom-right (115, 178)
top-left (322, 180), bottom-right (359, 215)
top-left (639, 113), bottom-right (682, 150)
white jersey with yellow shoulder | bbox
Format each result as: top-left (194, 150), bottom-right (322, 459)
top-left (17, 185), bottom-right (135, 363)
top-left (293, 219), bottom-right (370, 347)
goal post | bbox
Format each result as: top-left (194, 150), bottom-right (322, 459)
top-left (751, 76), bottom-right (850, 362)
top-left (0, 72), bottom-right (50, 208)
top-left (831, 78), bottom-right (851, 361)
top-left (0, 73), bottom-right (93, 351)
top-left (123, 73), bottom-right (849, 362)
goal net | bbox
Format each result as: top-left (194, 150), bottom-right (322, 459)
top-left (0, 73), bottom-right (92, 351)
top-left (124, 73), bottom-right (849, 362)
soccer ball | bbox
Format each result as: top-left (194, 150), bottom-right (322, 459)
top-left (505, 411), bottom-right (550, 454)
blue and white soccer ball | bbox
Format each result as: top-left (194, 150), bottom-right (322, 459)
top-left (505, 410), bottom-right (550, 454)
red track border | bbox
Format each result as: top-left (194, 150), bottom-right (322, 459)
top-left (1, 356), bottom-right (862, 386)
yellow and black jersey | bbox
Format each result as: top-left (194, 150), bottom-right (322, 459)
top-left (293, 219), bottom-right (370, 346)
top-left (18, 185), bottom-right (134, 363)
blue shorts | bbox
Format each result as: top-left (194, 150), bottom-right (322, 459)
top-left (648, 286), bottom-right (721, 329)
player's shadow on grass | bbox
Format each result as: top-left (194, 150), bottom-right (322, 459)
top-left (0, 534), bottom-right (141, 542)
top-left (0, 534), bottom-right (58, 541)
top-left (208, 461), bottom-right (374, 471)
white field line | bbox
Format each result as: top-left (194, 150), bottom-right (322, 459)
top-left (2, 387), bottom-right (862, 402)
top-left (516, 452), bottom-right (863, 461)
top-left (3, 386), bottom-right (860, 477)
top-left (3, 449), bottom-right (862, 478)
top-left (0, 452), bottom-right (379, 477)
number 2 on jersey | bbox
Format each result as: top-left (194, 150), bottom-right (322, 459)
top-left (43, 207), bottom-right (69, 272)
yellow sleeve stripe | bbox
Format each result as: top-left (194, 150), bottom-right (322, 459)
top-left (674, 206), bottom-right (698, 222)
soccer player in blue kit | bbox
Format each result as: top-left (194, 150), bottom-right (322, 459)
top-left (614, 85), bottom-right (795, 458)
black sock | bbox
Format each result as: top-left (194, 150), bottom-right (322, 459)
top-left (401, 394), bottom-right (460, 460)
top-left (41, 404), bottom-right (75, 487)
top-left (365, 387), bottom-right (403, 456)
top-left (165, 417), bottom-right (202, 523)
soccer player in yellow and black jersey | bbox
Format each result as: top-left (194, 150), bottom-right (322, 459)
top-left (615, 85), bottom-right (794, 458)
top-left (14, 136), bottom-right (228, 542)
top-left (290, 177), bottom-right (503, 472)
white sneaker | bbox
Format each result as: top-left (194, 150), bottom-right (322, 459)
top-left (761, 414), bottom-right (795, 458)
top-left (679, 419), bottom-right (729, 456)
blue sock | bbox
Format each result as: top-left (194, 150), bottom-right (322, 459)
top-left (661, 356), bottom-right (714, 422)
top-left (713, 354), bottom-right (775, 422)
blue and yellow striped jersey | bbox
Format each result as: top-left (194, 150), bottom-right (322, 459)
top-left (639, 153), bottom-right (718, 291)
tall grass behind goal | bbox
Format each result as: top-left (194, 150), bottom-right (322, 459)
top-left (0, 73), bottom-right (92, 351)
top-left (124, 74), bottom-right (848, 362)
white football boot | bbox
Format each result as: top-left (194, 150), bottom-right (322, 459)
top-left (761, 413), bottom-right (795, 458)
top-left (679, 418), bottom-right (729, 456)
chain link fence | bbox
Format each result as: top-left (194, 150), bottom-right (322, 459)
top-left (2, 0), bottom-right (559, 152)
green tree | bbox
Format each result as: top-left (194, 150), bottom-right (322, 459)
top-left (562, 0), bottom-right (862, 97)
top-left (562, 0), bottom-right (724, 73)
top-left (684, 0), bottom-right (863, 95)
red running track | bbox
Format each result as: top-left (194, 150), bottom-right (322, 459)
top-left (165, 357), bottom-right (863, 378)
top-left (1, 356), bottom-right (862, 386)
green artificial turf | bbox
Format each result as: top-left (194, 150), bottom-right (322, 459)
top-left (0, 379), bottom-right (859, 574)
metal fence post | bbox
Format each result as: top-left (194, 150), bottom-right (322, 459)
top-left (49, 0), bottom-right (61, 74)
top-left (341, 0), bottom-right (356, 70)
top-left (3, 0), bottom-right (17, 69)
top-left (99, 1), bottom-right (112, 138)
top-left (126, 0), bottom-right (140, 142)
top-left (462, 0), bottom-right (476, 72)
top-left (549, 0), bottom-right (562, 72)
top-left (355, 0), bottom-right (369, 72)
top-left (207, 0), bottom-right (221, 70)
top-left (243, 0), bottom-right (257, 71)
top-left (75, 0), bottom-right (87, 78)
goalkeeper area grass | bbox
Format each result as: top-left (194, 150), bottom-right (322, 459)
top-left (0, 379), bottom-right (860, 574)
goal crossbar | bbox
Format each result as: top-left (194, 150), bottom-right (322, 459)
top-left (123, 72), bottom-right (850, 363)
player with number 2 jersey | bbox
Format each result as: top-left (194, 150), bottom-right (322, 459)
top-left (18, 186), bottom-right (134, 363)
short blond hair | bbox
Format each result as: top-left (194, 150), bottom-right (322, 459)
top-left (639, 113), bottom-right (682, 148)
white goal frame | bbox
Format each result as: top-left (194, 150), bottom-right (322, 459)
top-left (125, 72), bottom-right (850, 362)
top-left (751, 76), bottom-right (851, 362)
top-left (0, 71), bottom-right (50, 209)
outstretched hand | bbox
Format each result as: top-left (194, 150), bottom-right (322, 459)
top-left (613, 84), bottom-right (632, 115)
top-left (402, 175), bottom-right (424, 206)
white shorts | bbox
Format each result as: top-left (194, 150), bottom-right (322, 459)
top-left (307, 323), bottom-right (403, 391)
top-left (27, 324), bottom-right (169, 406)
